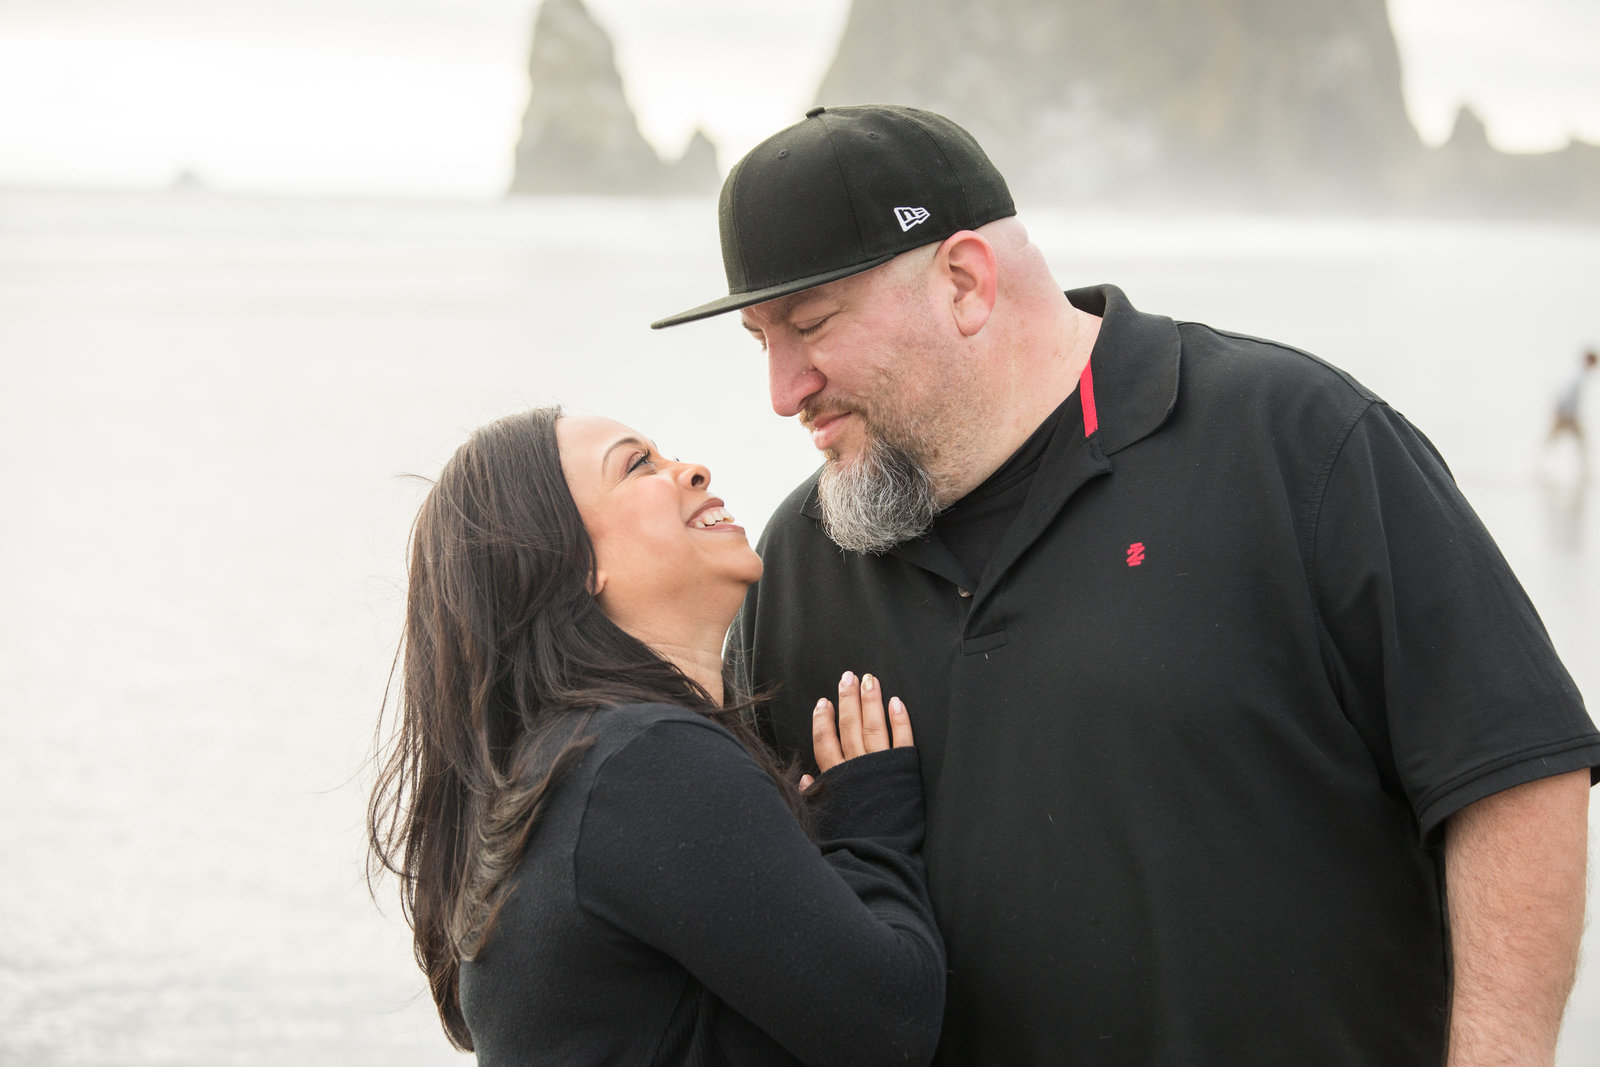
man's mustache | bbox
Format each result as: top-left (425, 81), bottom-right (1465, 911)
top-left (800, 402), bottom-right (859, 431)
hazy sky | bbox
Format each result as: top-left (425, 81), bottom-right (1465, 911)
top-left (1, 0), bottom-right (1596, 197)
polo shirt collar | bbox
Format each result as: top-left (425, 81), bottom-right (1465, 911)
top-left (1066, 283), bottom-right (1182, 455)
top-left (794, 283), bottom-right (1182, 525)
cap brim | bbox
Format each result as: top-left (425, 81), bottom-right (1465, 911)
top-left (649, 251), bottom-right (900, 330)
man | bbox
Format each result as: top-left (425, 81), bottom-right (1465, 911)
top-left (652, 105), bottom-right (1598, 1065)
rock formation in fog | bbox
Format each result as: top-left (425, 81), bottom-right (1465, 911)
top-left (815, 0), bottom-right (1600, 216)
top-left (509, 0), bottom-right (718, 196)
top-left (1424, 106), bottom-right (1600, 217)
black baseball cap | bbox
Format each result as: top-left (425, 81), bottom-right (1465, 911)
top-left (650, 104), bottom-right (1015, 329)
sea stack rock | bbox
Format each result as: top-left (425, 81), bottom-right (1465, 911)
top-left (816, 0), bottom-right (1420, 210)
top-left (815, 0), bottom-right (1600, 216)
top-left (664, 128), bottom-right (721, 194)
top-left (509, 0), bottom-right (718, 196)
top-left (1428, 106), bottom-right (1600, 217)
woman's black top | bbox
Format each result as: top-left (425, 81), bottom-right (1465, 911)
top-left (458, 702), bottom-right (944, 1066)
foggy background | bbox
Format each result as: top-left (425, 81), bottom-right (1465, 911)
top-left (2, 1), bottom-right (1599, 1064)
top-left (4, 0), bottom-right (1600, 197)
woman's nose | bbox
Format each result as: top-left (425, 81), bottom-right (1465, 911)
top-left (675, 461), bottom-right (710, 490)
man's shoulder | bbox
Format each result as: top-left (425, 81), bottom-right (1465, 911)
top-left (1164, 320), bottom-right (1382, 450)
top-left (1176, 320), bottom-right (1377, 406)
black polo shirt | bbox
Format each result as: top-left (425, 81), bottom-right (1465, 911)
top-left (734, 284), bottom-right (1600, 1066)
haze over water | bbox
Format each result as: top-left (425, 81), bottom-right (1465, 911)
top-left (1, 187), bottom-right (1598, 1064)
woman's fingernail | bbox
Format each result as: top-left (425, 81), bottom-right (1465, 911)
top-left (814, 698), bottom-right (828, 714)
top-left (840, 671), bottom-right (856, 688)
top-left (861, 673), bottom-right (876, 693)
top-left (890, 697), bottom-right (906, 715)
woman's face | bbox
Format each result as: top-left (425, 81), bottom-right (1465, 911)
top-left (556, 415), bottom-right (763, 627)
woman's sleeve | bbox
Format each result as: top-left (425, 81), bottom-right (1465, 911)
top-left (574, 714), bottom-right (944, 1066)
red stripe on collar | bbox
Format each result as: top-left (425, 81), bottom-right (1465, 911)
top-left (1080, 359), bottom-right (1098, 437)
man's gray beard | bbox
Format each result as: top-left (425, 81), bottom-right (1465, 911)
top-left (815, 433), bottom-right (943, 555)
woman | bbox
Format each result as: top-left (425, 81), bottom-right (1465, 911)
top-left (367, 407), bottom-right (944, 1066)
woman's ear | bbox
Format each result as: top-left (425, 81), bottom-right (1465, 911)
top-left (590, 567), bottom-right (609, 597)
top-left (939, 231), bottom-right (998, 337)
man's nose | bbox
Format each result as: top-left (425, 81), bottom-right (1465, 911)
top-left (767, 338), bottom-right (825, 418)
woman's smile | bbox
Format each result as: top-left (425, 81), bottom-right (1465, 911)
top-left (687, 499), bottom-right (743, 532)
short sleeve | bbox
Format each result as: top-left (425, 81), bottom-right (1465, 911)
top-left (1311, 403), bottom-right (1600, 841)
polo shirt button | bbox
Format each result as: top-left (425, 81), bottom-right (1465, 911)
top-left (957, 587), bottom-right (972, 598)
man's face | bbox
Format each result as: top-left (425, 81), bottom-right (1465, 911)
top-left (740, 250), bottom-right (970, 553)
top-left (739, 252), bottom-right (947, 474)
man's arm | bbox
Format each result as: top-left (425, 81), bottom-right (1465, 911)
top-left (1445, 769), bottom-right (1591, 1066)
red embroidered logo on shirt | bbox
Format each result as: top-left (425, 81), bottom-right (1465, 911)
top-left (1126, 542), bottom-right (1146, 567)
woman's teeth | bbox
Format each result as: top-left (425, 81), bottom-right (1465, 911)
top-left (693, 507), bottom-right (734, 528)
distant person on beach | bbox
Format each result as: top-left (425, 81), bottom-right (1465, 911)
top-left (1546, 347), bottom-right (1598, 477)
top-left (367, 407), bottom-right (945, 1065)
top-left (652, 104), bottom-right (1600, 1065)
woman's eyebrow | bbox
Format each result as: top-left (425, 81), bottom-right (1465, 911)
top-left (600, 436), bottom-right (657, 476)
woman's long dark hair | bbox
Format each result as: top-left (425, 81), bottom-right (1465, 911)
top-left (367, 406), bottom-right (804, 1050)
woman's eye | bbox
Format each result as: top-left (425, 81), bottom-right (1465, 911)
top-left (627, 451), bottom-right (656, 474)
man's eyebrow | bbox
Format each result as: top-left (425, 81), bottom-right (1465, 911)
top-left (742, 296), bottom-right (824, 334)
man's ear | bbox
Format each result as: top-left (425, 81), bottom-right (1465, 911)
top-left (938, 230), bottom-right (998, 337)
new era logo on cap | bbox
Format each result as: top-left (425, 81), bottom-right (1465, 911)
top-left (895, 206), bottom-right (930, 232)
top-left (649, 104), bottom-right (1017, 330)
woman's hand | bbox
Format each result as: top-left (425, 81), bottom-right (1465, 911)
top-left (800, 671), bottom-right (914, 790)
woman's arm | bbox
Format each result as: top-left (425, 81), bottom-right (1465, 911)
top-left (574, 686), bottom-right (943, 1066)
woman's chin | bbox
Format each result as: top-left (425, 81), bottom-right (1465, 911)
top-left (712, 540), bottom-right (764, 589)
top-left (737, 548), bottom-right (764, 586)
